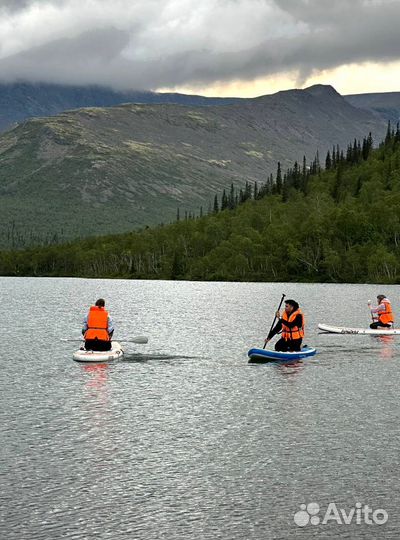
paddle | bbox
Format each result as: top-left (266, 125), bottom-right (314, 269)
top-left (263, 293), bottom-right (286, 349)
top-left (120, 337), bottom-right (148, 344)
top-left (61, 336), bottom-right (148, 344)
top-left (367, 299), bottom-right (377, 326)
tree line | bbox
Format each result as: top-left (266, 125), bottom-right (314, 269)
top-left (0, 124), bottom-right (399, 283)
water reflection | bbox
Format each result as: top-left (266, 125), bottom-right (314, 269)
top-left (375, 335), bottom-right (396, 359)
top-left (80, 363), bottom-right (110, 409)
top-left (276, 360), bottom-right (305, 376)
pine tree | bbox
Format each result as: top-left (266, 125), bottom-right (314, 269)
top-left (228, 183), bottom-right (236, 209)
top-left (367, 132), bottom-right (373, 153)
top-left (282, 174), bottom-right (289, 202)
top-left (396, 123), bottom-right (400, 143)
top-left (213, 194), bottom-right (219, 213)
top-left (346, 144), bottom-right (352, 163)
top-left (244, 181), bottom-right (252, 202)
top-left (325, 150), bottom-right (332, 170)
top-left (301, 155), bottom-right (309, 194)
top-left (276, 162), bottom-right (282, 194)
top-left (221, 189), bottom-right (228, 210)
top-left (293, 161), bottom-right (300, 190)
top-left (332, 165), bottom-right (343, 203)
top-left (385, 120), bottom-right (392, 144)
top-left (353, 139), bottom-right (359, 163)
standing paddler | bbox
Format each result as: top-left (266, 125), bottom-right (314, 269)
top-left (264, 299), bottom-right (305, 352)
top-left (368, 295), bottom-right (394, 329)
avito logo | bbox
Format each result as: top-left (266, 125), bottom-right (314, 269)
top-left (294, 502), bottom-right (388, 527)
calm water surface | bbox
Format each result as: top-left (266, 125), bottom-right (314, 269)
top-left (1, 278), bottom-right (400, 539)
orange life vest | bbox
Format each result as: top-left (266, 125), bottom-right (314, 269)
top-left (281, 309), bottom-right (305, 341)
top-left (379, 299), bottom-right (394, 325)
top-left (84, 306), bottom-right (110, 341)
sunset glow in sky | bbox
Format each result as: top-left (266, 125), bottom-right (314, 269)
top-left (164, 61), bottom-right (400, 97)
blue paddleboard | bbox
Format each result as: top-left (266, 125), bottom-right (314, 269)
top-left (248, 346), bottom-right (316, 363)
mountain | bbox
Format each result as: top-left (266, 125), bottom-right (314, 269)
top-left (0, 82), bottom-right (241, 133)
top-left (345, 92), bottom-right (400, 123)
top-left (2, 81), bottom-right (399, 135)
top-left (2, 127), bottom-right (399, 283)
top-left (0, 84), bottom-right (387, 248)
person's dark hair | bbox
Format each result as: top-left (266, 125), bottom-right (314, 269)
top-left (285, 299), bottom-right (299, 311)
top-left (377, 295), bottom-right (386, 301)
top-left (95, 298), bottom-right (105, 307)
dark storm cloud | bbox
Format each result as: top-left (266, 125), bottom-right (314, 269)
top-left (0, 0), bottom-right (399, 89)
top-left (1, 0), bottom-right (62, 11)
top-left (1, 0), bottom-right (30, 9)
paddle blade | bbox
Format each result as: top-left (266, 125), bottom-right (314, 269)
top-left (124, 336), bottom-right (148, 344)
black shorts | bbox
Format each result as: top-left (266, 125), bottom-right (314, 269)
top-left (369, 322), bottom-right (391, 329)
top-left (84, 339), bottom-right (112, 351)
top-left (275, 337), bottom-right (303, 352)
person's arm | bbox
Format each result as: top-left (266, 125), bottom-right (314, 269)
top-left (369, 304), bottom-right (385, 314)
top-left (82, 315), bottom-right (88, 336)
top-left (265, 319), bottom-right (283, 342)
top-left (108, 316), bottom-right (114, 337)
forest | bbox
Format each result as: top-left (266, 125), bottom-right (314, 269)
top-left (1, 124), bottom-right (399, 283)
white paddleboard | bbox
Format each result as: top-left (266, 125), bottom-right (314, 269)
top-left (73, 341), bottom-right (124, 362)
top-left (318, 323), bottom-right (400, 336)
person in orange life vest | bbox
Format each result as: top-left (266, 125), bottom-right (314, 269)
top-left (368, 295), bottom-right (394, 329)
top-left (264, 299), bottom-right (305, 352)
top-left (82, 298), bottom-right (114, 351)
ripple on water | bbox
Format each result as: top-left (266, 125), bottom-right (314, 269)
top-left (1, 278), bottom-right (399, 539)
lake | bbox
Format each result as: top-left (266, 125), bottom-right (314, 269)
top-left (1, 277), bottom-right (399, 539)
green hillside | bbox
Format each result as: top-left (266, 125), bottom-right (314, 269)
top-left (1, 126), bottom-right (399, 283)
top-left (0, 85), bottom-right (386, 248)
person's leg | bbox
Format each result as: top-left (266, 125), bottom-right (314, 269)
top-left (93, 340), bottom-right (112, 351)
top-left (85, 339), bottom-right (96, 350)
top-left (288, 338), bottom-right (302, 352)
top-left (275, 338), bottom-right (289, 352)
top-left (102, 340), bottom-right (112, 351)
top-left (370, 322), bottom-right (391, 329)
top-left (85, 339), bottom-right (111, 351)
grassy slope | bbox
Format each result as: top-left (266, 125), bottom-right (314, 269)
top-left (1, 133), bottom-right (399, 283)
top-left (0, 85), bottom-right (386, 248)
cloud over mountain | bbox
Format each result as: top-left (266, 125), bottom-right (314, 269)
top-left (0, 0), bottom-right (398, 90)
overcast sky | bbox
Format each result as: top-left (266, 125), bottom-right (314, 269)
top-left (0, 0), bottom-right (399, 96)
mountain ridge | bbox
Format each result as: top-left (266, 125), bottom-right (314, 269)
top-left (0, 84), bottom-right (387, 248)
top-left (1, 80), bottom-right (399, 134)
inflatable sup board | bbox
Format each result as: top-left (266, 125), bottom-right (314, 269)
top-left (248, 346), bottom-right (316, 363)
top-left (73, 341), bottom-right (124, 362)
top-left (318, 323), bottom-right (400, 335)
